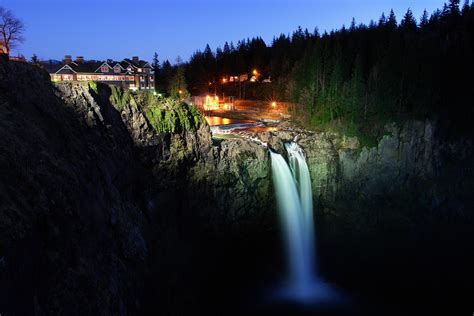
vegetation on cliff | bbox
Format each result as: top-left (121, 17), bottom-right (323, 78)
top-left (89, 83), bottom-right (203, 135)
top-left (143, 96), bottom-right (201, 134)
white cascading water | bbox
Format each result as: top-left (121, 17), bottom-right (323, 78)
top-left (285, 142), bottom-right (316, 276)
top-left (270, 142), bottom-right (336, 303)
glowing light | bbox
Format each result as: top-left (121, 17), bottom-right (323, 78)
top-left (272, 101), bottom-right (277, 108)
top-left (178, 89), bottom-right (183, 94)
top-left (222, 78), bottom-right (227, 83)
top-left (252, 69), bottom-right (258, 75)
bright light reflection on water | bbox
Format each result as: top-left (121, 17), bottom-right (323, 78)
top-left (205, 116), bottom-right (251, 126)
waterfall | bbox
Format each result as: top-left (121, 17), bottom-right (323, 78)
top-left (270, 142), bottom-right (336, 303)
top-left (285, 142), bottom-right (316, 276)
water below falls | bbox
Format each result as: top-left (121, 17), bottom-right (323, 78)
top-left (270, 142), bottom-right (339, 304)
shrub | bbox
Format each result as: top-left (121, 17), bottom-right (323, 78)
top-left (88, 81), bottom-right (98, 94)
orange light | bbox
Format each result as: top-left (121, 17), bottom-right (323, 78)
top-left (222, 78), bottom-right (227, 83)
top-left (178, 89), bottom-right (183, 94)
top-left (252, 69), bottom-right (258, 75)
top-left (271, 101), bottom-right (277, 107)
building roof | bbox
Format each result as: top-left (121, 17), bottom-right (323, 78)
top-left (72, 61), bottom-right (103, 73)
top-left (48, 57), bottom-right (152, 74)
top-left (123, 58), bottom-right (151, 68)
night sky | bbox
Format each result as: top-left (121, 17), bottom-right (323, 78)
top-left (2, 0), bottom-right (445, 63)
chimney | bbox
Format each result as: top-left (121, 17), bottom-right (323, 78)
top-left (76, 56), bottom-right (84, 63)
top-left (132, 56), bottom-right (139, 64)
top-left (63, 55), bottom-right (72, 64)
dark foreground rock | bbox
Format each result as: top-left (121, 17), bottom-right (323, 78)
top-left (0, 60), bottom-right (275, 315)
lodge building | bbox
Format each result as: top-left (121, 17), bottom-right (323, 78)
top-left (48, 55), bottom-right (154, 90)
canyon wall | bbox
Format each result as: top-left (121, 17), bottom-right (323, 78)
top-left (1, 59), bottom-right (472, 314)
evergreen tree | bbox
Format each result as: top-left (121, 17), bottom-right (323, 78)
top-left (158, 60), bottom-right (173, 92)
top-left (379, 12), bottom-right (387, 26)
top-left (387, 9), bottom-right (398, 29)
top-left (350, 17), bottom-right (356, 31)
top-left (420, 10), bottom-right (429, 27)
top-left (448, 0), bottom-right (461, 15)
top-left (168, 65), bottom-right (189, 100)
top-left (152, 52), bottom-right (160, 72)
top-left (401, 8), bottom-right (417, 30)
top-left (462, 0), bottom-right (470, 15)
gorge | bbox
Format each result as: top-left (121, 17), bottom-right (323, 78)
top-left (1, 58), bottom-right (474, 315)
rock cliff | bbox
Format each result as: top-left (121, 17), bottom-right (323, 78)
top-left (1, 59), bottom-right (473, 314)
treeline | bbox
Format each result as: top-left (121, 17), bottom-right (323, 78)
top-left (156, 0), bottom-right (474, 135)
top-left (283, 0), bottom-right (474, 135)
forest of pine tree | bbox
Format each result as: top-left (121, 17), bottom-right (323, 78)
top-left (156, 1), bottom-right (474, 138)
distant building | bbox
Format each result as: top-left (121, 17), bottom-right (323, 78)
top-left (191, 95), bottom-right (235, 112)
top-left (47, 55), bottom-right (154, 90)
top-left (238, 74), bottom-right (249, 82)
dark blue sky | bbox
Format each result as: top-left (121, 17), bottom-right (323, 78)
top-left (2, 0), bottom-right (445, 63)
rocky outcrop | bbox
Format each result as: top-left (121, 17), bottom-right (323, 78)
top-left (292, 120), bottom-right (473, 234)
top-left (187, 138), bottom-right (273, 230)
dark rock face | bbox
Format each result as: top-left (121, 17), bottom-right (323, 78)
top-left (294, 121), bottom-right (474, 234)
top-left (0, 61), bottom-right (150, 315)
top-left (0, 61), bottom-right (275, 314)
top-left (187, 138), bottom-right (273, 230)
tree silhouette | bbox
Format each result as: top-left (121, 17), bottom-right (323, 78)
top-left (420, 10), bottom-right (429, 27)
top-left (387, 9), bottom-right (398, 29)
top-left (0, 6), bottom-right (25, 56)
top-left (30, 54), bottom-right (39, 65)
top-left (401, 8), bottom-right (417, 30)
